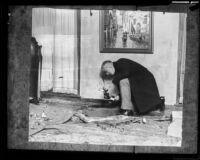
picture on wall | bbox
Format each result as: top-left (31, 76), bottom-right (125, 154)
top-left (100, 10), bottom-right (153, 53)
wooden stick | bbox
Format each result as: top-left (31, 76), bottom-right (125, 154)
top-left (73, 112), bottom-right (137, 123)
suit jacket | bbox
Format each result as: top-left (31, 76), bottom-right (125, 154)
top-left (112, 58), bottom-right (162, 114)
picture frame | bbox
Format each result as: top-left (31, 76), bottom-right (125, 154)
top-left (99, 10), bottom-right (153, 53)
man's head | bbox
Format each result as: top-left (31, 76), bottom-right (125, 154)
top-left (100, 60), bottom-right (115, 80)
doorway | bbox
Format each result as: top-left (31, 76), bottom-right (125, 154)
top-left (177, 13), bottom-right (187, 104)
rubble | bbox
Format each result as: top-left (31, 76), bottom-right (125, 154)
top-left (142, 118), bottom-right (147, 124)
top-left (29, 99), bottom-right (183, 146)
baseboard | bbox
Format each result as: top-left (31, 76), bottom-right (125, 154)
top-left (40, 91), bottom-right (111, 104)
top-left (41, 91), bottom-right (80, 98)
top-left (80, 97), bottom-right (111, 103)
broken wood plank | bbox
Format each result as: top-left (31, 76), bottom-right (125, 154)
top-left (167, 119), bottom-right (182, 138)
top-left (96, 118), bottom-right (141, 128)
top-left (153, 118), bottom-right (172, 122)
top-left (74, 112), bottom-right (174, 124)
top-left (167, 111), bottom-right (183, 138)
top-left (171, 111), bottom-right (182, 121)
top-left (73, 112), bottom-right (140, 123)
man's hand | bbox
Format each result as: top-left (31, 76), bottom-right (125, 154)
top-left (110, 95), bottom-right (120, 101)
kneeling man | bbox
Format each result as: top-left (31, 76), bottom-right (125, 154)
top-left (100, 58), bottom-right (165, 116)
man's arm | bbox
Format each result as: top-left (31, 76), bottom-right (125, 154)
top-left (112, 71), bottom-right (130, 85)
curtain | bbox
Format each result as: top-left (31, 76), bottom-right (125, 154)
top-left (32, 8), bottom-right (78, 94)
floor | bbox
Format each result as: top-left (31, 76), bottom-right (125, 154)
top-left (29, 95), bottom-right (182, 146)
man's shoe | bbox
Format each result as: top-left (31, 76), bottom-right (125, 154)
top-left (29, 98), bottom-right (39, 105)
top-left (120, 109), bottom-right (136, 116)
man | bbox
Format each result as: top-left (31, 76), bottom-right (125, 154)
top-left (100, 58), bottom-right (165, 116)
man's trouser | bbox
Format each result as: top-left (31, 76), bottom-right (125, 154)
top-left (119, 78), bottom-right (134, 111)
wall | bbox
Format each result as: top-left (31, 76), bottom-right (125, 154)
top-left (80, 10), bottom-right (180, 105)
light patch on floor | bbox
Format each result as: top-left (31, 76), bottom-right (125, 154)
top-left (29, 97), bottom-right (182, 146)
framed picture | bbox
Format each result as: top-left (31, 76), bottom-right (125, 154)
top-left (100, 10), bottom-right (153, 53)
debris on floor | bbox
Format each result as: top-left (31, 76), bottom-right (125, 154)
top-left (142, 118), bottom-right (147, 124)
top-left (29, 97), bottom-right (183, 146)
top-left (29, 102), bottom-right (76, 136)
top-left (72, 111), bottom-right (138, 123)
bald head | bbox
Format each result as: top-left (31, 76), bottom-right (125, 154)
top-left (100, 60), bottom-right (115, 80)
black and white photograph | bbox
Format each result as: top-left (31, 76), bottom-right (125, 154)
top-left (6, 3), bottom-right (199, 154)
top-left (28, 7), bottom-right (186, 146)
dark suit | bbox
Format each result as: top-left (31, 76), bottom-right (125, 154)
top-left (112, 58), bottom-right (162, 114)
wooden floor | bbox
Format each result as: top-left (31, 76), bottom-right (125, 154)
top-left (29, 96), bottom-right (182, 146)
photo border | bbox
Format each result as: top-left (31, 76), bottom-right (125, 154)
top-left (7, 4), bottom-right (199, 155)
